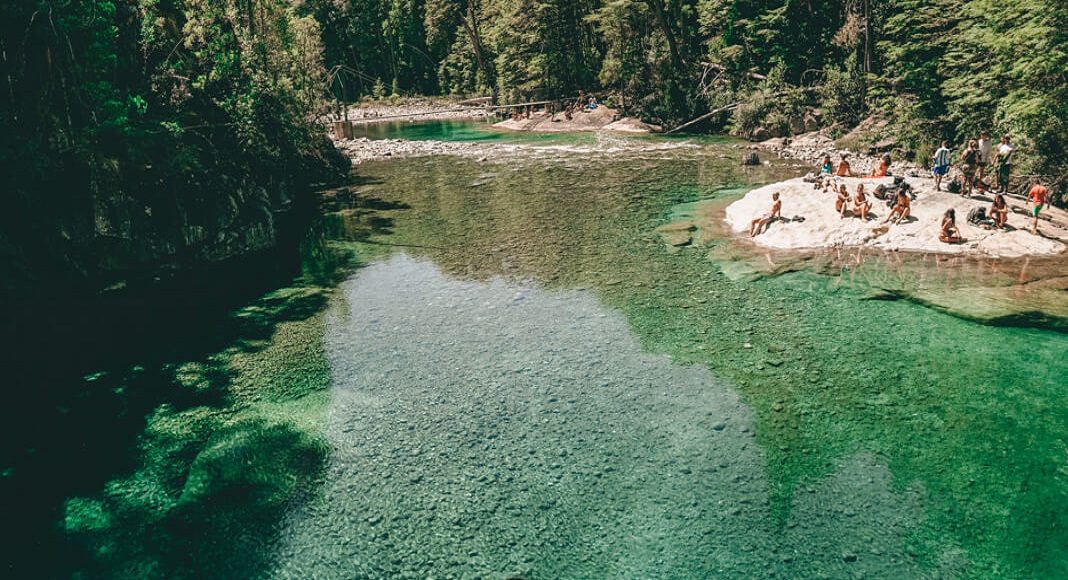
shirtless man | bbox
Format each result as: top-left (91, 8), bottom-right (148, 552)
top-left (1028, 183), bottom-right (1049, 235)
top-left (750, 192), bottom-right (782, 237)
top-left (835, 184), bottom-right (850, 218)
top-left (884, 190), bottom-right (911, 224)
top-left (853, 183), bottom-right (872, 220)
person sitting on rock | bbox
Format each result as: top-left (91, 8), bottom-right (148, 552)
top-left (750, 192), bottom-right (782, 237)
top-left (870, 152), bottom-right (891, 177)
top-left (819, 155), bottom-right (833, 175)
top-left (939, 208), bottom-right (968, 243)
top-left (989, 194), bottom-right (1009, 229)
top-left (853, 183), bottom-right (873, 220)
top-left (835, 183), bottom-right (851, 218)
top-left (835, 154), bottom-right (853, 177)
top-left (885, 190), bottom-right (911, 224)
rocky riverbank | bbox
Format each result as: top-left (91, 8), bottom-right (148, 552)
top-left (329, 98), bottom-right (491, 126)
top-left (724, 176), bottom-right (1067, 257)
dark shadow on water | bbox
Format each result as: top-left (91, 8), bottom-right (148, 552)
top-left (65, 419), bottom-right (326, 580)
top-left (0, 216), bottom-right (341, 578)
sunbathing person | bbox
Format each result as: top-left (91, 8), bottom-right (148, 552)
top-left (819, 155), bottom-right (833, 175)
top-left (884, 190), bottom-right (911, 224)
top-left (853, 184), bottom-right (872, 220)
top-left (835, 154), bottom-right (853, 177)
top-left (939, 208), bottom-right (968, 243)
top-left (870, 152), bottom-right (890, 177)
top-left (989, 194), bottom-right (1008, 228)
top-left (836, 184), bottom-right (851, 218)
top-left (749, 192), bottom-right (782, 237)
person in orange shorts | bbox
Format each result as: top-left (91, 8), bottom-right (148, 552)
top-left (1027, 183), bottom-right (1049, 235)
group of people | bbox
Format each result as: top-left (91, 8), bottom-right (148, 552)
top-left (931, 132), bottom-right (1014, 196)
top-left (749, 132), bottom-right (1055, 240)
top-left (751, 176), bottom-right (1050, 241)
top-left (818, 151), bottom-right (890, 180)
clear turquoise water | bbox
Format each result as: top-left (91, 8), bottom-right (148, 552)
top-left (13, 122), bottom-right (1065, 578)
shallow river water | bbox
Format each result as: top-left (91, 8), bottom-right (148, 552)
top-left (12, 123), bottom-right (1066, 579)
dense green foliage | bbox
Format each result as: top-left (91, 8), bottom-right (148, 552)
top-left (2, 0), bottom-right (1065, 273)
top-left (0, 0), bottom-right (346, 293)
top-left (316, 0), bottom-right (1068, 181)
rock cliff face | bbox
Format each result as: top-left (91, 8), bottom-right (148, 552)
top-left (1, 136), bottom-right (347, 298)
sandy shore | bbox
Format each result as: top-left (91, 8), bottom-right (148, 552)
top-left (725, 176), bottom-right (1067, 257)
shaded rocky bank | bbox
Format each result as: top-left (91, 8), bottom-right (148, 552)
top-left (2, 134), bottom-right (348, 301)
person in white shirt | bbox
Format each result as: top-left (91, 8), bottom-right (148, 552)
top-left (976, 131), bottom-right (992, 182)
top-left (991, 134), bottom-right (1014, 193)
top-left (931, 141), bottom-right (951, 191)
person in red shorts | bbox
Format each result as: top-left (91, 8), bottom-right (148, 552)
top-left (1027, 183), bottom-right (1049, 235)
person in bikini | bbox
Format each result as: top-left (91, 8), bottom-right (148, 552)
top-left (750, 192), bottom-right (782, 237)
top-left (1028, 183), bottom-right (1049, 235)
top-left (853, 183), bottom-right (872, 220)
top-left (836, 183), bottom-right (851, 218)
top-left (819, 155), bottom-right (833, 175)
top-left (989, 194), bottom-right (1009, 229)
top-left (870, 152), bottom-right (890, 177)
top-left (885, 190), bottom-right (911, 224)
top-left (939, 208), bottom-right (968, 243)
top-left (835, 154), bottom-right (853, 177)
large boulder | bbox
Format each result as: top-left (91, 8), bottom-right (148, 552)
top-left (750, 127), bottom-right (772, 141)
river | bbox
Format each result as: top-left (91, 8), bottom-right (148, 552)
top-left (7, 122), bottom-right (1066, 578)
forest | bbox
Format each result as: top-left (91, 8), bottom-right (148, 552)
top-left (1, 0), bottom-right (1066, 292)
top-left (311, 0), bottom-right (1067, 177)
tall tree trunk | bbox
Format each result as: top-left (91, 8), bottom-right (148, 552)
top-left (460, 0), bottom-right (496, 101)
top-left (646, 0), bottom-right (682, 69)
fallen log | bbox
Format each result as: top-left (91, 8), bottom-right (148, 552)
top-left (666, 87), bottom-right (820, 135)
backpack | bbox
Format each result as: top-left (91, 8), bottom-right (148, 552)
top-left (947, 178), bottom-right (962, 194)
top-left (967, 207), bottom-right (987, 225)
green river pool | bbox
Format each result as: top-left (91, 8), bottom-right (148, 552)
top-left (4, 121), bottom-right (1066, 579)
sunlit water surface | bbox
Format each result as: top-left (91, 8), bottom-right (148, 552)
top-left (23, 123), bottom-right (1067, 579)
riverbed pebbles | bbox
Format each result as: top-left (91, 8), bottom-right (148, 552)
top-left (269, 255), bottom-right (932, 579)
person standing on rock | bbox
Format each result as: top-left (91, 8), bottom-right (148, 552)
top-left (960, 140), bottom-right (980, 197)
top-left (992, 134), bottom-right (1014, 193)
top-left (750, 192), bottom-right (782, 237)
top-left (977, 131), bottom-right (993, 181)
top-left (932, 141), bottom-right (951, 191)
top-left (1027, 183), bottom-right (1049, 235)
